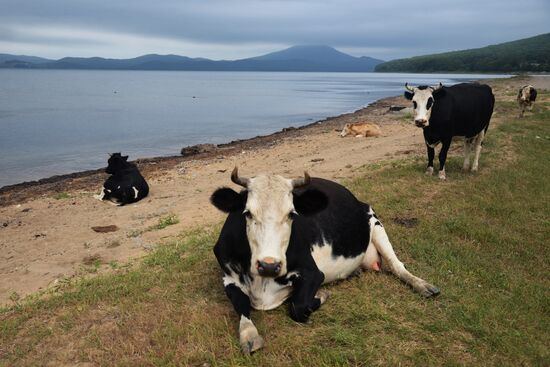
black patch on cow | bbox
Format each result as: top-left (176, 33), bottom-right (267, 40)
top-left (404, 91), bottom-right (414, 100)
top-left (210, 187), bottom-right (247, 213)
top-left (530, 87), bottom-right (537, 102)
top-left (417, 85), bottom-right (430, 90)
top-left (293, 188), bottom-right (329, 216)
top-left (374, 221), bottom-right (382, 226)
top-left (426, 97), bottom-right (434, 110)
top-left (433, 88), bottom-right (446, 98)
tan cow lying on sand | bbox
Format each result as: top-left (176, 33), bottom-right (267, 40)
top-left (340, 122), bottom-right (382, 138)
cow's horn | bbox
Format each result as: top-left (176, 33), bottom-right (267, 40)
top-left (231, 167), bottom-right (249, 187)
top-left (432, 82), bottom-right (443, 91)
top-left (292, 171), bottom-right (311, 188)
top-left (405, 82), bottom-right (414, 92)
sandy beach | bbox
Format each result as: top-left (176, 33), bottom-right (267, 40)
top-left (0, 75), bottom-right (547, 306)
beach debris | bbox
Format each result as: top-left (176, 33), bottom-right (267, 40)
top-left (389, 105), bottom-right (407, 112)
top-left (91, 225), bottom-right (119, 233)
top-left (310, 158), bottom-right (324, 163)
top-left (218, 169), bottom-right (227, 173)
top-left (33, 233), bottom-right (46, 239)
top-left (21, 208), bottom-right (31, 213)
top-left (180, 143), bottom-right (217, 156)
top-left (177, 167), bottom-right (187, 175)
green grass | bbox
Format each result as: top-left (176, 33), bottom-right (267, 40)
top-left (53, 192), bottom-right (71, 200)
top-left (1, 85), bottom-right (549, 366)
top-left (127, 213), bottom-right (180, 238)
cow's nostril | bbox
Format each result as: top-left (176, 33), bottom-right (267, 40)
top-left (257, 259), bottom-right (282, 277)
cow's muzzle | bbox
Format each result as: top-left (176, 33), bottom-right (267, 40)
top-left (257, 258), bottom-right (282, 277)
top-left (415, 119), bottom-right (428, 128)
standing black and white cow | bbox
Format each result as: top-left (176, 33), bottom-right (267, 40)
top-left (404, 82), bottom-right (495, 180)
top-left (211, 168), bottom-right (440, 354)
top-left (517, 85), bottom-right (537, 118)
top-left (94, 153), bottom-right (149, 205)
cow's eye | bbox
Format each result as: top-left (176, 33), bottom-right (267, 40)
top-left (243, 210), bottom-right (252, 219)
top-left (426, 97), bottom-right (433, 109)
top-left (413, 101), bottom-right (417, 109)
top-left (288, 210), bottom-right (298, 220)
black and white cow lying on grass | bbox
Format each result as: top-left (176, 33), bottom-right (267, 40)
top-left (517, 85), bottom-right (537, 118)
top-left (94, 153), bottom-right (149, 205)
top-left (211, 168), bottom-right (440, 354)
top-left (404, 82), bottom-right (495, 180)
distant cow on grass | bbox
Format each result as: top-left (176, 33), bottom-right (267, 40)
top-left (211, 168), bottom-right (439, 354)
top-left (95, 153), bottom-right (149, 205)
top-left (517, 85), bottom-right (537, 117)
top-left (340, 122), bottom-right (382, 138)
top-left (404, 82), bottom-right (495, 180)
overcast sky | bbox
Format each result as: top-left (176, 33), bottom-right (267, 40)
top-left (0, 0), bottom-right (548, 61)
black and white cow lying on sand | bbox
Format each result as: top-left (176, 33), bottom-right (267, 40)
top-left (404, 82), bottom-right (495, 180)
top-left (211, 168), bottom-right (440, 354)
top-left (517, 85), bottom-right (537, 118)
top-left (94, 153), bottom-right (149, 205)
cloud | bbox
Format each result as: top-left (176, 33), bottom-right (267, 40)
top-left (0, 0), bottom-right (548, 59)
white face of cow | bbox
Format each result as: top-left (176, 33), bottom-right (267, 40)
top-left (519, 85), bottom-right (532, 102)
top-left (210, 168), bottom-right (328, 278)
top-left (340, 123), bottom-right (351, 137)
top-left (244, 175), bottom-right (296, 277)
top-left (404, 83), bottom-right (442, 128)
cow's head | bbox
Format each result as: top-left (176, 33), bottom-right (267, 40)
top-left (106, 152), bottom-right (129, 174)
top-left (404, 83), bottom-right (444, 128)
top-left (518, 85), bottom-right (532, 102)
top-left (211, 168), bottom-right (328, 278)
top-left (340, 123), bottom-right (352, 137)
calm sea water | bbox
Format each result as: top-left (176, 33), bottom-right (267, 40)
top-left (0, 70), bottom-right (507, 187)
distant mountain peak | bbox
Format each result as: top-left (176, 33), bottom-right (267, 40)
top-left (251, 45), bottom-right (361, 62)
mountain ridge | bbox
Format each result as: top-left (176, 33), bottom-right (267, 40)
top-left (375, 33), bottom-right (550, 73)
top-left (0, 46), bottom-right (384, 72)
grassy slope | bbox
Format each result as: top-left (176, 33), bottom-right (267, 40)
top-left (1, 79), bottom-right (549, 366)
top-left (375, 33), bottom-right (550, 73)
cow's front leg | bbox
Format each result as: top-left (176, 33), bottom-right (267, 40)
top-left (224, 284), bottom-right (264, 354)
top-left (289, 270), bottom-right (325, 323)
top-left (425, 144), bottom-right (435, 176)
top-left (438, 139), bottom-right (452, 180)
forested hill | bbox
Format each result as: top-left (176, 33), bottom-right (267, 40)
top-left (375, 33), bottom-right (550, 73)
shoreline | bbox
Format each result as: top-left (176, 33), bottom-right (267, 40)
top-left (0, 95), bottom-right (397, 205)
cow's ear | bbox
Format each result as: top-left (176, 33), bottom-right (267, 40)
top-left (433, 88), bottom-right (446, 98)
top-left (211, 187), bottom-right (246, 213)
top-left (122, 155), bottom-right (129, 161)
top-left (293, 188), bottom-right (328, 216)
top-left (404, 91), bottom-right (414, 100)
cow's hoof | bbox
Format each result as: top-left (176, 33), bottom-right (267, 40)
top-left (240, 334), bottom-right (264, 354)
top-left (425, 167), bottom-right (434, 176)
top-left (415, 281), bottom-right (441, 298)
top-left (471, 167), bottom-right (478, 173)
top-left (438, 171), bottom-right (446, 180)
top-left (315, 290), bottom-right (329, 305)
top-left (462, 165), bottom-right (470, 172)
